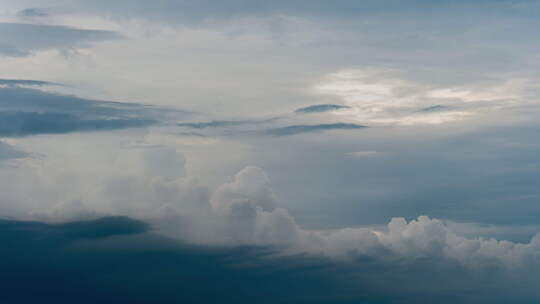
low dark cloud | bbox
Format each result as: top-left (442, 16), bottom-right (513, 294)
top-left (295, 104), bottom-right (350, 114)
top-left (0, 85), bottom-right (187, 136)
top-left (267, 123), bottom-right (366, 136)
top-left (0, 216), bottom-right (535, 304)
top-left (0, 217), bottom-right (349, 304)
top-left (0, 23), bottom-right (122, 57)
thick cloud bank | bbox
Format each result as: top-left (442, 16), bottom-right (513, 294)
top-left (4, 215), bottom-right (498, 304)
top-left (0, 122), bottom-right (537, 302)
top-left (3, 145), bottom-right (540, 275)
top-left (1, 165), bottom-right (540, 303)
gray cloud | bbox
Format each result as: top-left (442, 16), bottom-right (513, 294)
top-left (66, 0), bottom-right (531, 25)
top-left (251, 119), bottom-right (540, 232)
top-left (0, 215), bottom-right (537, 304)
top-left (0, 79), bottom-right (58, 87)
top-left (0, 112), bottom-right (154, 137)
top-left (0, 141), bottom-right (26, 160)
top-left (0, 23), bottom-right (122, 57)
top-left (17, 7), bottom-right (49, 17)
top-left (0, 85), bottom-right (187, 136)
top-left (267, 123), bottom-right (366, 136)
top-left (418, 105), bottom-right (450, 112)
top-left (177, 119), bottom-right (273, 129)
top-left (2, 1), bottom-right (540, 302)
top-left (295, 104), bottom-right (350, 114)
top-left (1, 214), bottom-right (539, 304)
top-left (0, 136), bottom-right (539, 303)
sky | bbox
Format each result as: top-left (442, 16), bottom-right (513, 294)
top-left (1, 0), bottom-right (540, 303)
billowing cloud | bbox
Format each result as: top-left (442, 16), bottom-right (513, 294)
top-left (1, 154), bottom-right (540, 303)
top-left (5, 145), bottom-right (540, 275)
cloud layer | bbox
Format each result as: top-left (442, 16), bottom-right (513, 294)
top-left (1, 1), bottom-right (540, 302)
top-left (0, 84), bottom-right (189, 136)
top-left (1, 151), bottom-right (540, 303)
top-left (0, 23), bottom-right (121, 57)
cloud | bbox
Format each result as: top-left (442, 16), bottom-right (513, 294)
top-left (346, 151), bottom-right (383, 157)
top-left (1, 1), bottom-right (540, 301)
top-left (17, 7), bottom-right (50, 18)
top-left (0, 112), bottom-right (155, 137)
top-left (2, 207), bottom-right (540, 303)
top-left (0, 79), bottom-right (57, 87)
top-left (56, 216), bottom-right (149, 239)
top-left (0, 215), bottom-right (420, 304)
top-left (0, 140), bottom-right (26, 160)
top-left (267, 123), bottom-right (366, 136)
top-left (11, 148), bottom-right (539, 276)
top-left (295, 104), bottom-right (350, 114)
top-left (1, 136), bottom-right (540, 302)
top-left (177, 119), bottom-right (273, 129)
top-left (418, 105), bottom-right (450, 112)
top-left (0, 23), bottom-right (122, 57)
top-left (0, 85), bottom-right (187, 136)
top-left (209, 167), bottom-right (300, 245)
top-left (55, 0), bottom-right (534, 28)
top-left (212, 166), bottom-right (278, 212)
top-left (313, 68), bottom-right (534, 126)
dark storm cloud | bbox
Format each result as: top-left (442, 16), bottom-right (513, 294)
top-left (0, 85), bottom-right (187, 136)
top-left (0, 216), bottom-right (534, 304)
top-left (57, 216), bottom-right (149, 239)
top-left (0, 217), bottom-right (348, 304)
top-left (0, 23), bottom-right (122, 57)
top-left (267, 123), bottom-right (366, 136)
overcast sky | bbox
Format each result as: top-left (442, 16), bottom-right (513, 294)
top-left (1, 1), bottom-right (540, 303)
